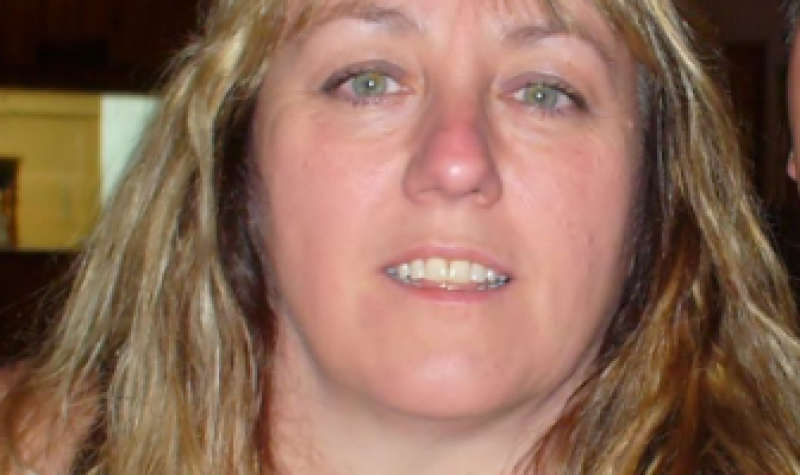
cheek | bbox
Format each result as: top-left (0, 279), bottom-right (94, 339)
top-left (254, 107), bottom-right (397, 299)
top-left (260, 123), bottom-right (345, 269)
top-left (506, 131), bottom-right (639, 305)
top-left (513, 131), bottom-right (635, 218)
top-left (261, 104), bottom-right (395, 216)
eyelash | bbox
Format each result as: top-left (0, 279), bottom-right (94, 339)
top-left (320, 66), bottom-right (404, 107)
top-left (320, 66), bottom-right (588, 118)
top-left (509, 79), bottom-right (588, 118)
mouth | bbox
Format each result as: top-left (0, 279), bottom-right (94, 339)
top-left (385, 257), bottom-right (511, 291)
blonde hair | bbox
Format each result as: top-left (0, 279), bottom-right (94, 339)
top-left (2, 0), bottom-right (800, 473)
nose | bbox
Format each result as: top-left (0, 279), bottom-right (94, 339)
top-left (403, 102), bottom-right (502, 207)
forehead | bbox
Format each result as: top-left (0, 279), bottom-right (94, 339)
top-left (286, 0), bottom-right (621, 55)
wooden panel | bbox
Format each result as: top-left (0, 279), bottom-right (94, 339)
top-left (0, 90), bottom-right (101, 249)
top-left (0, 158), bottom-right (19, 247)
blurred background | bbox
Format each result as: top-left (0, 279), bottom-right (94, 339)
top-left (0, 0), bottom-right (797, 359)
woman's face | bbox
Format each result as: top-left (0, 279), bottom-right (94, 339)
top-left (256, 0), bottom-right (642, 422)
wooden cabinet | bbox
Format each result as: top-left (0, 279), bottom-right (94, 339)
top-left (0, 90), bottom-right (101, 249)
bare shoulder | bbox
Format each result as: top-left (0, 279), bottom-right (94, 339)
top-left (0, 361), bottom-right (94, 475)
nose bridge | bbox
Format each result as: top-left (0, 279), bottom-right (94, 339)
top-left (426, 99), bottom-right (486, 168)
top-left (404, 85), bottom-right (502, 206)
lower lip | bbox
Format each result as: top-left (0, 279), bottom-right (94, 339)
top-left (385, 276), bottom-right (510, 303)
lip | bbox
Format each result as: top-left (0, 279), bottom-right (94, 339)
top-left (381, 244), bottom-right (513, 303)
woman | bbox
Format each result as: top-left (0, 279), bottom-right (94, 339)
top-left (2, 0), bottom-right (800, 473)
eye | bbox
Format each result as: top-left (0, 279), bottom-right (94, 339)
top-left (349, 71), bottom-right (397, 97)
top-left (504, 76), bottom-right (589, 117)
top-left (513, 82), bottom-right (575, 110)
top-left (321, 64), bottom-right (406, 105)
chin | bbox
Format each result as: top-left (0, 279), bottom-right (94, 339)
top-left (360, 354), bottom-right (542, 423)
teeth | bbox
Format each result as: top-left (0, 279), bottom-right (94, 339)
top-left (397, 263), bottom-right (411, 280)
top-left (386, 258), bottom-right (510, 288)
top-left (470, 263), bottom-right (486, 283)
top-left (410, 260), bottom-right (425, 280)
top-left (449, 260), bottom-right (471, 284)
top-left (426, 258), bottom-right (448, 282)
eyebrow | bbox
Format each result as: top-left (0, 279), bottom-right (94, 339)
top-left (501, 21), bottom-right (616, 67)
top-left (303, 1), bottom-right (615, 66)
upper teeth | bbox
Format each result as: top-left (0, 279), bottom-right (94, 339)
top-left (386, 258), bottom-right (510, 287)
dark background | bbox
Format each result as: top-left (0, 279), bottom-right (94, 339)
top-left (0, 0), bottom-right (201, 92)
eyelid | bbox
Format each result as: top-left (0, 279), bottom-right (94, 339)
top-left (502, 73), bottom-right (588, 112)
top-left (321, 60), bottom-right (410, 95)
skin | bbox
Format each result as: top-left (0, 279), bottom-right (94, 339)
top-left (254, 0), bottom-right (643, 473)
top-left (0, 364), bottom-right (91, 475)
top-left (790, 26), bottom-right (800, 180)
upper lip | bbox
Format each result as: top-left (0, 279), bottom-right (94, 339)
top-left (382, 243), bottom-right (513, 277)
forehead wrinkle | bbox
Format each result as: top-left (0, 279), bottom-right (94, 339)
top-left (488, 0), bottom-right (619, 66)
top-left (501, 21), bottom-right (616, 67)
top-left (284, 0), bottom-right (618, 68)
top-left (294, 0), bottom-right (425, 42)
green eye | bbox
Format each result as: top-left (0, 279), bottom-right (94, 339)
top-left (351, 72), bottom-right (390, 97)
top-left (321, 66), bottom-right (405, 105)
top-left (520, 83), bottom-right (563, 108)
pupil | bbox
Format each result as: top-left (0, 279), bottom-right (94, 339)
top-left (356, 73), bottom-right (384, 96)
top-left (527, 86), bottom-right (556, 107)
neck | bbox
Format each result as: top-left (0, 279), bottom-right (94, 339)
top-left (270, 386), bottom-right (554, 475)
